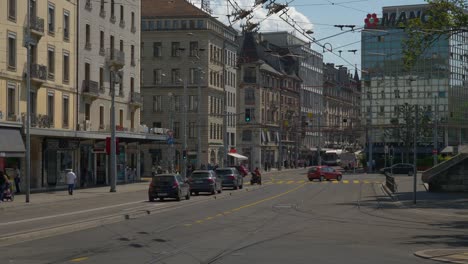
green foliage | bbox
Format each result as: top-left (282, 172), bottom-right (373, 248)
top-left (403, 0), bottom-right (468, 70)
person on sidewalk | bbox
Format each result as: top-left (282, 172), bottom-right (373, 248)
top-left (0, 171), bottom-right (10, 202)
top-left (14, 165), bottom-right (21, 194)
top-left (66, 169), bottom-right (77, 195)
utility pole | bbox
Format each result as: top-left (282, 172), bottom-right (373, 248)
top-left (318, 113), bottom-right (322, 166)
top-left (25, 0), bottom-right (31, 202)
top-left (197, 69), bottom-right (202, 169)
top-left (433, 95), bottom-right (438, 166)
top-left (109, 70), bottom-right (118, 192)
top-left (368, 90), bottom-right (373, 173)
top-left (413, 105), bottom-right (418, 204)
top-left (168, 93), bottom-right (175, 172)
top-left (182, 78), bottom-right (188, 178)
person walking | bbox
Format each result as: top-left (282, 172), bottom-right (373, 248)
top-left (66, 169), bottom-right (77, 195)
top-left (0, 171), bottom-right (10, 202)
top-left (14, 165), bottom-right (21, 194)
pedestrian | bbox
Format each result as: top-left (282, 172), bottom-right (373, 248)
top-left (14, 165), bottom-right (21, 194)
top-left (66, 169), bottom-right (77, 195)
top-left (0, 171), bottom-right (10, 202)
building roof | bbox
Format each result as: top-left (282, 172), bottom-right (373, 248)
top-left (141, 0), bottom-right (210, 18)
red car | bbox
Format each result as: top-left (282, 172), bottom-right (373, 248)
top-left (307, 166), bottom-right (342, 182)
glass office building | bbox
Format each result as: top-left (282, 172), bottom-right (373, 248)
top-left (362, 4), bottom-right (468, 159)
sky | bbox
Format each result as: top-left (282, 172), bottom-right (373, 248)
top-left (192, 0), bottom-right (428, 74)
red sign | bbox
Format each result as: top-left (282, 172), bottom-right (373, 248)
top-left (365, 13), bottom-right (379, 28)
top-left (106, 137), bottom-right (120, 155)
top-left (432, 149), bottom-right (438, 154)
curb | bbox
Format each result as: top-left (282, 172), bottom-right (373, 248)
top-left (381, 183), bottom-right (395, 200)
top-left (415, 249), bottom-right (468, 264)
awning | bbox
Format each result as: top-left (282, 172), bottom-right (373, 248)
top-left (441, 146), bottom-right (454, 153)
top-left (0, 128), bottom-right (26, 157)
top-left (228, 153), bottom-right (249, 160)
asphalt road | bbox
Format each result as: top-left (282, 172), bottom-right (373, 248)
top-left (1, 169), bottom-right (465, 264)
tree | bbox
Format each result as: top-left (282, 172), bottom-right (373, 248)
top-left (385, 103), bottom-right (433, 163)
top-left (403, 0), bottom-right (468, 70)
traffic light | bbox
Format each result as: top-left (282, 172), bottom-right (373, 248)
top-left (182, 150), bottom-right (187, 160)
top-left (245, 109), bottom-right (251, 122)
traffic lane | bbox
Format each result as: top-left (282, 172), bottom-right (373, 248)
top-left (0, 182), bottom-right (308, 263)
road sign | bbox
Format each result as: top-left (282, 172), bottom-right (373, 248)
top-left (167, 137), bottom-right (174, 145)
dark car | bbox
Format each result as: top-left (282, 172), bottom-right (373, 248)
top-left (189, 170), bottom-right (222, 195)
top-left (229, 165), bottom-right (249, 177)
top-left (148, 174), bottom-right (190, 202)
top-left (216, 168), bottom-right (243, 189)
top-left (307, 166), bottom-right (342, 181)
top-left (380, 163), bottom-right (415, 176)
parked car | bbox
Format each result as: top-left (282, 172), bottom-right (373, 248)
top-left (148, 174), bottom-right (190, 202)
top-left (188, 170), bottom-right (222, 195)
top-left (379, 163), bottom-right (415, 176)
top-left (216, 168), bottom-right (243, 189)
top-left (229, 165), bottom-right (249, 177)
top-left (307, 166), bottom-right (343, 181)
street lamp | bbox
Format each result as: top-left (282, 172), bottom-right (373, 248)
top-left (110, 69), bottom-right (122, 192)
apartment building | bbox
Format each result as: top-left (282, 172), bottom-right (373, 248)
top-left (76, 0), bottom-right (162, 186)
top-left (0, 0), bottom-right (77, 188)
top-left (140, 0), bottom-right (238, 172)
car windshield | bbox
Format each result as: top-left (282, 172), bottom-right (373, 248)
top-left (308, 167), bottom-right (318, 173)
top-left (191, 172), bottom-right (211, 179)
top-left (216, 169), bottom-right (233, 175)
top-left (152, 176), bottom-right (174, 185)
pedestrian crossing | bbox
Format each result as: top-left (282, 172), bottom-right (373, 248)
top-left (262, 179), bottom-right (381, 185)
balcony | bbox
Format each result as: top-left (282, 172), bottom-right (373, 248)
top-left (99, 47), bottom-right (105, 56)
top-left (82, 80), bottom-right (100, 99)
top-left (129, 92), bottom-right (143, 108)
top-left (131, 57), bottom-right (136, 66)
top-left (131, 26), bottom-right (136, 33)
top-left (21, 113), bottom-right (52, 128)
top-left (30, 64), bottom-right (47, 83)
top-left (29, 16), bottom-right (45, 37)
top-left (100, 9), bottom-right (106, 18)
top-left (110, 15), bottom-right (116, 24)
top-left (85, 42), bottom-right (92, 50)
top-left (106, 49), bottom-right (125, 68)
top-left (6, 113), bottom-right (18, 122)
top-left (85, 0), bottom-right (92, 11)
top-left (119, 20), bottom-right (125, 28)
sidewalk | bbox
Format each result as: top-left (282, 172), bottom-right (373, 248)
top-left (382, 175), bottom-right (468, 264)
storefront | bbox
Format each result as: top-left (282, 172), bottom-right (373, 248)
top-left (0, 128), bottom-right (25, 178)
top-left (43, 138), bottom-right (79, 187)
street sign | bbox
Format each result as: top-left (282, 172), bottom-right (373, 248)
top-left (432, 149), bottom-right (437, 154)
top-left (167, 137), bottom-right (174, 145)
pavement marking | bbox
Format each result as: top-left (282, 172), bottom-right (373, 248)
top-left (223, 211), bottom-right (231, 215)
top-left (297, 180), bottom-right (305, 184)
top-left (183, 224), bottom-right (193, 227)
top-left (70, 257), bottom-right (89, 262)
top-left (215, 214), bottom-right (223, 217)
top-left (353, 180), bottom-right (360, 184)
top-left (0, 200), bottom-right (147, 226)
top-left (287, 181), bottom-right (295, 184)
top-left (364, 180), bottom-right (371, 184)
top-left (195, 220), bottom-right (203, 224)
top-left (343, 180), bottom-right (349, 184)
top-left (332, 181), bottom-right (339, 184)
top-left (276, 181), bottom-right (284, 184)
top-left (205, 217), bottom-right (214, 221)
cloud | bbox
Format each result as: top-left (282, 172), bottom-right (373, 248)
top-left (196, 0), bottom-right (313, 37)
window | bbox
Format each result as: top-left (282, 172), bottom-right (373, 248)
top-left (153, 42), bottom-right (161, 57)
top-left (100, 0), bottom-right (105, 12)
top-left (119, 109), bottom-right (123, 127)
top-left (181, 20), bottom-right (187, 29)
top-left (189, 41), bottom-right (198, 57)
top-left (173, 96), bottom-right (180, 111)
top-left (48, 46), bottom-right (55, 79)
top-left (110, 0), bottom-right (115, 18)
top-left (407, 89), bottom-right (413, 98)
top-left (63, 51), bottom-right (69, 83)
top-left (174, 122), bottom-right (180, 138)
top-left (31, 91), bottom-right (37, 115)
top-left (47, 92), bottom-right (55, 125)
top-left (7, 32), bottom-right (16, 69)
top-left (173, 20), bottom-right (179, 29)
top-left (164, 20), bottom-right (171, 29)
top-left (120, 5), bottom-right (124, 21)
top-left (189, 68), bottom-right (199, 84)
top-left (100, 31), bottom-right (104, 51)
top-left (140, 69), bottom-right (144, 85)
top-left (7, 83), bottom-right (16, 120)
top-left (99, 67), bottom-right (104, 90)
top-left (131, 45), bottom-right (135, 65)
top-left (141, 42), bottom-right (144, 57)
top-left (153, 96), bottom-right (162, 112)
top-left (130, 77), bottom-right (134, 93)
top-left (152, 122), bottom-right (162, 128)
top-left (394, 89), bottom-right (400, 98)
top-left (63, 96), bottom-right (69, 128)
top-left (63, 11), bottom-right (70, 40)
top-left (84, 63), bottom-right (90, 81)
top-left (131, 12), bottom-right (135, 30)
top-left (48, 3), bottom-right (55, 33)
top-left (85, 103), bottom-right (91, 121)
top-left (380, 106), bottom-right (385, 113)
top-left (8, 0), bottom-right (16, 21)
top-left (189, 122), bottom-right (196, 138)
top-left (171, 69), bottom-right (181, 84)
top-left (188, 95), bottom-right (197, 111)
top-left (120, 39), bottom-right (123, 51)
top-left (85, 24), bottom-right (91, 49)
top-left (99, 106), bottom-right (104, 128)
top-left (242, 130), bottom-right (252, 141)
top-left (197, 20), bottom-right (204, 28)
top-left (118, 75), bottom-right (123, 96)
top-left (171, 42), bottom-right (180, 57)
top-left (153, 69), bottom-right (162, 84)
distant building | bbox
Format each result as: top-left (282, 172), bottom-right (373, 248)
top-left (361, 4), bottom-right (468, 164)
top-left (140, 0), bottom-right (238, 172)
top-left (323, 63), bottom-right (361, 150)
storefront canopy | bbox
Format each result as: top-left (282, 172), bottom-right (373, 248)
top-left (0, 128), bottom-right (26, 157)
top-left (228, 153), bottom-right (248, 160)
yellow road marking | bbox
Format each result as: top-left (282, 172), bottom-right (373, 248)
top-left (332, 181), bottom-right (339, 184)
top-left (216, 214), bottom-right (223, 217)
top-left (364, 180), bottom-right (371, 184)
top-left (184, 224), bottom-right (193, 227)
top-left (71, 257), bottom-right (88, 262)
top-left (195, 220), bottom-right (203, 224)
top-left (353, 180), bottom-right (360, 184)
top-left (374, 181), bottom-right (381, 184)
top-left (297, 180), bottom-right (305, 184)
top-left (276, 181), bottom-right (284, 184)
top-left (223, 211), bottom-right (231, 215)
top-left (287, 181), bottom-right (295, 184)
top-left (205, 217), bottom-right (214, 220)
top-left (343, 180), bottom-right (349, 184)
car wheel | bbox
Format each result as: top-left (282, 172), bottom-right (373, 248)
top-left (217, 187), bottom-right (222, 194)
top-left (185, 191), bottom-right (190, 200)
top-left (234, 184), bottom-right (239, 190)
top-left (211, 187), bottom-right (216, 195)
top-left (239, 181), bottom-right (243, 189)
top-left (308, 178), bottom-right (313, 181)
top-left (149, 196), bottom-right (155, 202)
top-left (159, 197), bottom-right (164, 201)
top-left (176, 191), bottom-right (182, 201)
top-left (319, 176), bottom-right (325, 182)
top-left (195, 191), bottom-right (199, 195)
top-left (336, 175), bottom-right (342, 181)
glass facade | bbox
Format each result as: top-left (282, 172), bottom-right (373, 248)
top-left (362, 4), bottom-right (468, 154)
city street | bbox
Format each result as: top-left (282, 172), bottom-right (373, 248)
top-left (1, 169), bottom-right (466, 263)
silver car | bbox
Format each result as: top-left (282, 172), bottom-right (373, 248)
top-left (188, 170), bottom-right (222, 195)
top-left (216, 168), bottom-right (243, 190)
